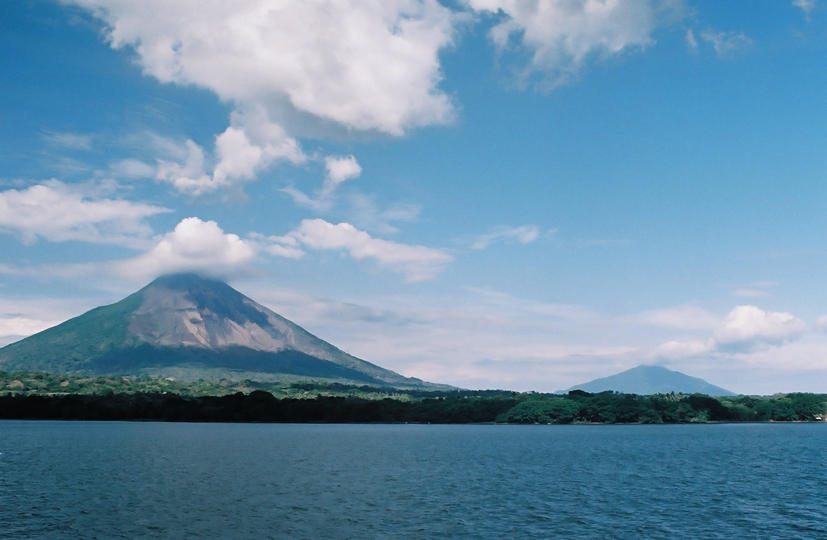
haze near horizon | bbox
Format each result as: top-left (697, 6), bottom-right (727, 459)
top-left (1, 1), bottom-right (825, 394)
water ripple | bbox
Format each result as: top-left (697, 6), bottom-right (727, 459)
top-left (0, 422), bottom-right (824, 538)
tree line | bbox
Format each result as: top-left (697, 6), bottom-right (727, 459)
top-left (0, 389), bottom-right (823, 424)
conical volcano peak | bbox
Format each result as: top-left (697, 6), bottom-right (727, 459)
top-left (141, 273), bottom-right (253, 322)
top-left (132, 274), bottom-right (274, 349)
top-left (146, 272), bottom-right (233, 292)
top-left (0, 274), bottom-right (442, 389)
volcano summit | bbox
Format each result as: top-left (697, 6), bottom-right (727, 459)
top-left (0, 274), bottom-right (440, 389)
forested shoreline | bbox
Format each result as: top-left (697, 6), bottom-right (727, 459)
top-left (0, 374), bottom-right (824, 424)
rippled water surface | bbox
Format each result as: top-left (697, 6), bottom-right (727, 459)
top-left (0, 422), bottom-right (824, 538)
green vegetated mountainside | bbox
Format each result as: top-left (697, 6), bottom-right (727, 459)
top-left (567, 365), bottom-right (735, 396)
top-left (0, 274), bottom-right (448, 390)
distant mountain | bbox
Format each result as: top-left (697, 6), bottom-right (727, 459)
top-left (567, 365), bottom-right (735, 396)
top-left (0, 273), bottom-right (447, 389)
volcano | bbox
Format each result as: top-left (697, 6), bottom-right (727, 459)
top-left (0, 273), bottom-right (443, 389)
top-left (567, 365), bottom-right (735, 396)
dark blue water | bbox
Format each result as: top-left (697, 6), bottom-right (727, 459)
top-left (0, 422), bottom-right (824, 538)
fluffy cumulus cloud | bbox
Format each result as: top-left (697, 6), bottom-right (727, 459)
top-left (714, 305), bottom-right (807, 349)
top-left (270, 219), bottom-right (452, 282)
top-left (0, 180), bottom-right (169, 248)
top-left (653, 305), bottom-right (808, 360)
top-left (468, 0), bottom-right (680, 86)
top-left (115, 217), bottom-right (257, 280)
top-left (471, 224), bottom-right (540, 249)
top-left (154, 108), bottom-right (306, 195)
top-left (323, 155), bottom-right (362, 193)
top-left (72, 0), bottom-right (458, 193)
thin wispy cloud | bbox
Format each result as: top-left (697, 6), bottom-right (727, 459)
top-left (41, 130), bottom-right (93, 151)
top-left (700, 29), bottom-right (753, 57)
top-left (281, 155), bottom-right (363, 212)
top-left (792, 0), bottom-right (816, 20)
top-left (471, 225), bottom-right (540, 249)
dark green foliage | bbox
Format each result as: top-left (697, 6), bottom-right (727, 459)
top-left (0, 290), bottom-right (144, 372)
top-left (90, 346), bottom-right (384, 384)
top-left (0, 373), bottom-right (823, 424)
top-left (0, 393), bottom-right (517, 424)
top-left (496, 390), bottom-right (825, 425)
top-left (498, 399), bottom-right (580, 423)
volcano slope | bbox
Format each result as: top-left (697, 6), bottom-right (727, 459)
top-left (0, 274), bottom-right (445, 389)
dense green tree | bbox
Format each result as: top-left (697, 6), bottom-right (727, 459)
top-left (499, 399), bottom-right (580, 424)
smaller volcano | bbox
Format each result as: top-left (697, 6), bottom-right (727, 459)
top-left (567, 365), bottom-right (735, 396)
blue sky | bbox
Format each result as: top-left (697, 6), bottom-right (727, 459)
top-left (1, 0), bottom-right (825, 393)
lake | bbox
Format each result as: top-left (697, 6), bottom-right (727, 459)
top-left (0, 422), bottom-right (824, 538)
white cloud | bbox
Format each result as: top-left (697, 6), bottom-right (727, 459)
top-left (816, 315), bottom-right (827, 331)
top-left (271, 219), bottom-right (452, 282)
top-left (653, 305), bottom-right (808, 360)
top-left (155, 139), bottom-right (213, 195)
top-left (212, 107), bottom-right (305, 185)
top-left (793, 0), bottom-right (815, 19)
top-left (153, 108), bottom-right (308, 196)
top-left (325, 155), bottom-right (362, 187)
top-left (72, 0), bottom-right (458, 192)
top-left (714, 305), bottom-right (806, 348)
top-left (115, 217), bottom-right (257, 280)
top-left (468, 0), bottom-right (680, 87)
top-left (700, 29), bottom-right (753, 57)
top-left (0, 180), bottom-right (169, 248)
top-left (249, 232), bottom-right (306, 260)
top-left (264, 243), bottom-right (306, 260)
top-left (471, 224), bottom-right (540, 249)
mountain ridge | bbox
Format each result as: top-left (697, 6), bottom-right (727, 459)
top-left (0, 273), bottom-right (447, 390)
